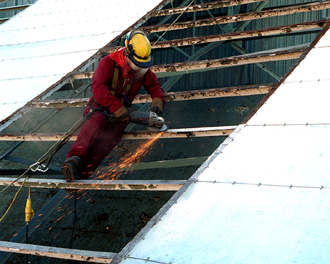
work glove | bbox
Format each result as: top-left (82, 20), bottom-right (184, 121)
top-left (114, 107), bottom-right (130, 123)
top-left (151, 97), bottom-right (164, 116)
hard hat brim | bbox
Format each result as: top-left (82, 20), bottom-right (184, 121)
top-left (128, 52), bottom-right (153, 68)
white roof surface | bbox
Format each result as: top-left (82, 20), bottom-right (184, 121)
top-left (117, 28), bottom-right (330, 263)
top-left (0, 0), bottom-right (163, 129)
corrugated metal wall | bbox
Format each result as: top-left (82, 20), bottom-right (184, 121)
top-left (142, 0), bottom-right (330, 91)
top-left (246, 0), bottom-right (330, 84)
top-left (0, 0), bottom-right (37, 21)
top-left (2, 0), bottom-right (329, 90)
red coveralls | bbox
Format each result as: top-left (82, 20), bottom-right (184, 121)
top-left (66, 48), bottom-right (165, 178)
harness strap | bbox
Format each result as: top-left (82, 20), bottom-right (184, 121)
top-left (121, 78), bottom-right (132, 104)
top-left (110, 62), bottom-right (120, 96)
top-left (110, 61), bottom-right (132, 104)
top-left (91, 60), bottom-right (132, 120)
top-left (85, 103), bottom-right (116, 122)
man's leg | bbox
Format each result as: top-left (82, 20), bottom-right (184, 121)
top-left (62, 112), bottom-right (109, 181)
top-left (79, 121), bottom-right (127, 179)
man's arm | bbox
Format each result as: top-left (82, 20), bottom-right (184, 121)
top-left (144, 70), bottom-right (166, 115)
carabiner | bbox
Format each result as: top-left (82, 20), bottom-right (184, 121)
top-left (30, 162), bottom-right (49, 173)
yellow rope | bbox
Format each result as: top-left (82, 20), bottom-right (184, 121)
top-left (0, 177), bottom-right (29, 223)
top-left (0, 116), bottom-right (84, 223)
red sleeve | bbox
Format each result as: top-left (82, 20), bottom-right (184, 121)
top-left (91, 55), bottom-right (124, 113)
top-left (143, 70), bottom-right (166, 107)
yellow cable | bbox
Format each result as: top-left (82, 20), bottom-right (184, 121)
top-left (0, 177), bottom-right (28, 223)
top-left (0, 116), bottom-right (84, 224)
top-left (25, 187), bottom-right (34, 223)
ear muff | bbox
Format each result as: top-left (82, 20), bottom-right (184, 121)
top-left (124, 30), bottom-right (153, 68)
top-left (125, 30), bottom-right (148, 53)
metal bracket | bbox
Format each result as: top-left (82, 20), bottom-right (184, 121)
top-left (29, 162), bottom-right (49, 173)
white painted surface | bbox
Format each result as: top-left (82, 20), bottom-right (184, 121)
top-left (118, 27), bottom-right (330, 264)
top-left (0, 0), bottom-right (163, 126)
top-left (123, 184), bottom-right (330, 264)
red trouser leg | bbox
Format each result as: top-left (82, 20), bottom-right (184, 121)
top-left (66, 111), bottom-right (127, 179)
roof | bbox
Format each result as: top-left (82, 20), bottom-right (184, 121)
top-left (0, 0), bottom-right (164, 128)
top-left (116, 25), bottom-right (330, 264)
top-left (1, 0), bottom-right (330, 263)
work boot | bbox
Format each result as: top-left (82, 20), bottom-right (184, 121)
top-left (61, 156), bottom-right (81, 182)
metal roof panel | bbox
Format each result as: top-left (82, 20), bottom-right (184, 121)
top-left (0, 0), bottom-right (164, 126)
top-left (117, 20), bottom-right (330, 264)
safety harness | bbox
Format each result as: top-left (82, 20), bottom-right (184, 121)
top-left (86, 61), bottom-right (131, 121)
top-left (110, 62), bottom-right (132, 104)
top-left (25, 62), bottom-right (131, 174)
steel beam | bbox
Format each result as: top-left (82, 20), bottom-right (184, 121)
top-left (99, 156), bottom-right (208, 171)
top-left (152, 19), bottom-right (325, 49)
top-left (142, 1), bottom-right (330, 33)
top-left (0, 126), bottom-right (236, 141)
top-left (0, 189), bottom-right (67, 264)
top-left (0, 5), bottom-right (30, 12)
top-left (0, 178), bottom-right (185, 191)
top-left (157, 0), bottom-right (271, 92)
top-left (152, 0), bottom-right (264, 16)
top-left (72, 47), bottom-right (304, 80)
top-left (0, 157), bottom-right (208, 176)
top-left (151, 48), bottom-right (304, 78)
top-left (0, 241), bottom-right (115, 263)
top-left (0, 18), bottom-right (9, 24)
top-left (30, 84), bottom-right (273, 108)
top-left (101, 20), bottom-right (324, 53)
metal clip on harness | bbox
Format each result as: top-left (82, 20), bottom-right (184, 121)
top-left (30, 162), bottom-right (49, 173)
top-left (85, 103), bottom-right (116, 122)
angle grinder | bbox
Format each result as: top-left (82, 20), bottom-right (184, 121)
top-left (129, 111), bottom-right (167, 132)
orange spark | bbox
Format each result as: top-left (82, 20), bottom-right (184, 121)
top-left (62, 132), bottom-right (164, 212)
top-left (52, 231), bottom-right (61, 240)
top-left (54, 215), bottom-right (64, 224)
top-left (96, 132), bottom-right (163, 181)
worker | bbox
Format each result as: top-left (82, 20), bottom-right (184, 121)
top-left (61, 30), bottom-right (165, 181)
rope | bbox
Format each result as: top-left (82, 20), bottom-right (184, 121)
top-left (0, 168), bottom-right (31, 195)
top-left (0, 116), bottom-right (85, 196)
top-left (0, 116), bottom-right (86, 222)
top-left (0, 0), bottom-right (194, 223)
top-left (36, 116), bottom-right (85, 169)
top-left (0, 177), bottom-right (29, 223)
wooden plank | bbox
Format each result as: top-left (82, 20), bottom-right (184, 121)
top-left (72, 48), bottom-right (304, 80)
top-left (0, 126), bottom-right (236, 141)
top-left (0, 241), bottom-right (115, 263)
top-left (30, 84), bottom-right (273, 108)
top-left (142, 1), bottom-right (330, 33)
top-left (152, 0), bottom-right (264, 16)
top-left (0, 178), bottom-right (185, 191)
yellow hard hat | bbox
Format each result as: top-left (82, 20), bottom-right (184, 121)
top-left (125, 30), bottom-right (153, 68)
